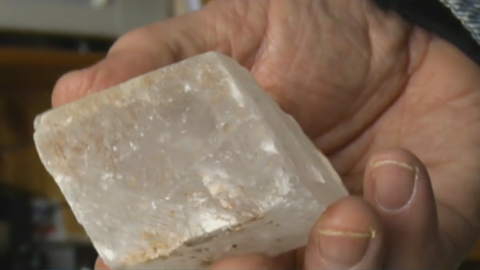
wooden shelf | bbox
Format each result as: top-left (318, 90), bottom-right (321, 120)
top-left (0, 47), bottom-right (105, 93)
top-left (0, 47), bottom-right (104, 68)
top-left (469, 239), bottom-right (480, 260)
top-left (0, 47), bottom-right (105, 239)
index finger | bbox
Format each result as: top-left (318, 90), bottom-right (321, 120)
top-left (52, 1), bottom-right (238, 108)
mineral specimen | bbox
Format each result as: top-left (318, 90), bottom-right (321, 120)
top-left (33, 52), bottom-right (348, 269)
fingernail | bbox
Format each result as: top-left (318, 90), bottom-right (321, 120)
top-left (318, 227), bottom-right (373, 268)
top-left (373, 159), bottom-right (416, 211)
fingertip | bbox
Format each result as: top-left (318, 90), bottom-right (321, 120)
top-left (52, 69), bottom-right (86, 107)
top-left (365, 148), bottom-right (423, 188)
top-left (52, 51), bottom-right (161, 108)
top-left (319, 196), bottom-right (382, 231)
top-left (363, 147), bottom-right (440, 268)
top-left (304, 196), bottom-right (384, 269)
top-left (364, 147), bottom-right (437, 220)
top-left (209, 253), bottom-right (281, 270)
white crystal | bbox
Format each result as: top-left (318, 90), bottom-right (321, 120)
top-left (33, 52), bottom-right (348, 269)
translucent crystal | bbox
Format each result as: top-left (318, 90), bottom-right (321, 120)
top-left (33, 52), bottom-right (348, 269)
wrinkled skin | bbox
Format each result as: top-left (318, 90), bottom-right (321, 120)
top-left (53, 0), bottom-right (480, 269)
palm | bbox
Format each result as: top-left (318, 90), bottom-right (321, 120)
top-left (361, 43), bottom-right (480, 255)
top-left (53, 0), bottom-right (480, 266)
top-left (210, 0), bottom-right (480, 259)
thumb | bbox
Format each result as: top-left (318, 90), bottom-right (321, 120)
top-left (363, 148), bottom-right (443, 268)
top-left (52, 1), bottom-right (265, 107)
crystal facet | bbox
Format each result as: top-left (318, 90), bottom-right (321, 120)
top-left (33, 52), bottom-right (348, 269)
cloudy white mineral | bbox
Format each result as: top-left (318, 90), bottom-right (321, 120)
top-left (33, 52), bottom-right (348, 269)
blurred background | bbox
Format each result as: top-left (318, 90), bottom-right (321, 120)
top-left (0, 1), bottom-right (209, 269)
top-left (0, 0), bottom-right (478, 270)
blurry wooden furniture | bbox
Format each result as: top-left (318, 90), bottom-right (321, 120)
top-left (469, 240), bottom-right (480, 261)
top-left (0, 47), bottom-right (104, 241)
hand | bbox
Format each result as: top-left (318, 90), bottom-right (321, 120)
top-left (53, 0), bottom-right (480, 269)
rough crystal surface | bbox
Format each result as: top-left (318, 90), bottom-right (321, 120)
top-left (33, 52), bottom-right (348, 269)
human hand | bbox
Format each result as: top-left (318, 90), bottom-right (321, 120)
top-left (53, 0), bottom-right (480, 269)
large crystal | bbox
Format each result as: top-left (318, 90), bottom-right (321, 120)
top-left (33, 52), bottom-right (348, 269)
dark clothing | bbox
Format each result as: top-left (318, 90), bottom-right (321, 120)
top-left (373, 0), bottom-right (480, 65)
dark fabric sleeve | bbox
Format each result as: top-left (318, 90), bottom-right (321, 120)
top-left (372, 0), bottom-right (480, 66)
top-left (439, 0), bottom-right (480, 44)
